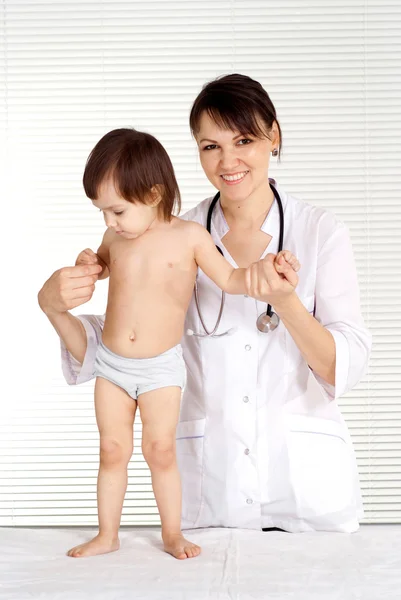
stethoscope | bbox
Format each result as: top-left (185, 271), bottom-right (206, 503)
top-left (187, 182), bottom-right (284, 337)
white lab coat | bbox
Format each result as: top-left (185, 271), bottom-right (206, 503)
top-left (61, 180), bottom-right (371, 533)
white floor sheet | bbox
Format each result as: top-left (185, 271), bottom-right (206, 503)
top-left (0, 525), bottom-right (400, 600)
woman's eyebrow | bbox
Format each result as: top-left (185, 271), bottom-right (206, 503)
top-left (199, 133), bottom-right (244, 144)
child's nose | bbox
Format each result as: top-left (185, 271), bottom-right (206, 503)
top-left (105, 215), bottom-right (117, 228)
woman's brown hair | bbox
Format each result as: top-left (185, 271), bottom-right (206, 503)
top-left (189, 73), bottom-right (282, 157)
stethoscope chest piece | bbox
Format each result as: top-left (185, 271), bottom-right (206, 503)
top-left (256, 311), bottom-right (280, 333)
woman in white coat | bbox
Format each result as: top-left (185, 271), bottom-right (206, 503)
top-left (38, 74), bottom-right (371, 533)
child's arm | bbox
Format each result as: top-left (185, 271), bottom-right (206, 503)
top-left (192, 223), bottom-right (250, 294)
top-left (75, 228), bottom-right (114, 280)
top-left (192, 223), bottom-right (300, 295)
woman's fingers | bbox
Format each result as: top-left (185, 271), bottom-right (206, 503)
top-left (285, 251), bottom-right (301, 272)
top-left (52, 265), bottom-right (100, 310)
top-left (69, 274), bottom-right (100, 291)
top-left (278, 262), bottom-right (298, 287)
top-left (68, 264), bottom-right (103, 278)
top-left (247, 254), bottom-right (279, 297)
top-left (67, 295), bottom-right (94, 308)
top-left (67, 284), bottom-right (96, 299)
top-left (245, 262), bottom-right (259, 297)
top-left (260, 254), bottom-right (280, 289)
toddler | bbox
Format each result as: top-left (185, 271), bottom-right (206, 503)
top-left (67, 128), bottom-right (300, 560)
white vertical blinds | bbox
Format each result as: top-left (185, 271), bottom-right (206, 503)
top-left (0, 0), bottom-right (400, 526)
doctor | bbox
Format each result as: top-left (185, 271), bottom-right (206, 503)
top-left (38, 73), bottom-right (371, 533)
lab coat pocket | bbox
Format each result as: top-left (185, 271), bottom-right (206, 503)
top-left (176, 418), bottom-right (206, 527)
top-left (286, 414), bottom-right (356, 528)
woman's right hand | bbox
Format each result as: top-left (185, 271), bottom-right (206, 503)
top-left (245, 253), bottom-right (299, 308)
top-left (38, 263), bottom-right (103, 315)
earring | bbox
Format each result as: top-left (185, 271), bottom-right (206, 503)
top-left (272, 148), bottom-right (278, 157)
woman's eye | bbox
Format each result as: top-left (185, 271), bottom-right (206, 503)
top-left (203, 144), bottom-right (218, 151)
top-left (114, 211), bottom-right (123, 216)
top-left (238, 138), bottom-right (252, 146)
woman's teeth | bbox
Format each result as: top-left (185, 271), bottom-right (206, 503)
top-left (221, 171), bottom-right (248, 182)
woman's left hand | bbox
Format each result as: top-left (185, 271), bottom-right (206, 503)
top-left (245, 252), bottom-right (299, 307)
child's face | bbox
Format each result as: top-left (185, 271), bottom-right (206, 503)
top-left (92, 178), bottom-right (159, 239)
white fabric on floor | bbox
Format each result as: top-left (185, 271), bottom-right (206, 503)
top-left (0, 525), bottom-right (400, 600)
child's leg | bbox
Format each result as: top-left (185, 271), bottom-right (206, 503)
top-left (67, 377), bottom-right (137, 558)
top-left (138, 386), bottom-right (201, 560)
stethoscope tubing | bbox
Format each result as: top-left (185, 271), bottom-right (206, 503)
top-left (189, 182), bottom-right (284, 337)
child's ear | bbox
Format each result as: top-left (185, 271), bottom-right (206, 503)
top-left (148, 185), bottom-right (164, 206)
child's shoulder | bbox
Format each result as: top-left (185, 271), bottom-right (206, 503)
top-left (171, 216), bottom-right (208, 247)
top-left (174, 216), bottom-right (205, 235)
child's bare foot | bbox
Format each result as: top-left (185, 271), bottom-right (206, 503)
top-left (67, 534), bottom-right (120, 558)
top-left (162, 532), bottom-right (201, 560)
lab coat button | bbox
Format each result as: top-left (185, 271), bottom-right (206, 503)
top-left (245, 344), bottom-right (251, 351)
top-left (246, 498), bottom-right (253, 505)
top-left (243, 396), bottom-right (249, 403)
top-left (244, 448), bottom-right (250, 455)
top-left (244, 294), bottom-right (248, 298)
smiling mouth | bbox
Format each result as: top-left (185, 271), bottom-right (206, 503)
top-left (221, 170), bottom-right (249, 183)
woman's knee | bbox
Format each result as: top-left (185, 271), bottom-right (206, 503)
top-left (99, 436), bottom-right (132, 467)
top-left (142, 439), bottom-right (175, 471)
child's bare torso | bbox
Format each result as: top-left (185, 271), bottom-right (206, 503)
top-left (102, 217), bottom-right (197, 358)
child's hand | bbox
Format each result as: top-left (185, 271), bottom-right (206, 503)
top-left (274, 250), bottom-right (300, 273)
top-left (273, 250), bottom-right (300, 287)
top-left (75, 248), bottom-right (100, 267)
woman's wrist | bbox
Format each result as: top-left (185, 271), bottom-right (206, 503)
top-left (37, 288), bottom-right (65, 317)
top-left (272, 291), bottom-right (301, 317)
top-left (41, 304), bottom-right (72, 329)
top-left (38, 288), bottom-right (60, 317)
top-left (45, 310), bottom-right (87, 364)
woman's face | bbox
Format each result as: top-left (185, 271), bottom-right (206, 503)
top-left (195, 111), bottom-right (277, 203)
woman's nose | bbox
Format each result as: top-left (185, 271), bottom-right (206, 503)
top-left (219, 148), bottom-right (240, 171)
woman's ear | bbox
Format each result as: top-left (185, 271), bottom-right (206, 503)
top-left (271, 121), bottom-right (280, 149)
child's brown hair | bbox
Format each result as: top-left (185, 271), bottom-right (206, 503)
top-left (83, 128), bottom-right (181, 220)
